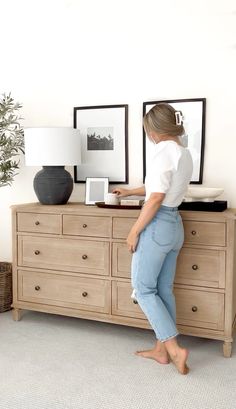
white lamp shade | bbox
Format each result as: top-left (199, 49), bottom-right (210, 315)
top-left (24, 127), bottom-right (81, 166)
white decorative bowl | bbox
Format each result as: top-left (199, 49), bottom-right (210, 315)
top-left (184, 187), bottom-right (224, 202)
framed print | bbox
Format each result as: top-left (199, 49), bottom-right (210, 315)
top-left (74, 104), bottom-right (128, 184)
top-left (143, 98), bottom-right (206, 184)
top-left (85, 177), bottom-right (109, 205)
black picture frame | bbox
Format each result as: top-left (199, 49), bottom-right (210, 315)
top-left (74, 104), bottom-right (128, 184)
top-left (143, 98), bottom-right (206, 184)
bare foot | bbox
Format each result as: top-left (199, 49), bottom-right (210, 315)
top-left (170, 348), bottom-right (189, 375)
top-left (135, 347), bottom-right (170, 365)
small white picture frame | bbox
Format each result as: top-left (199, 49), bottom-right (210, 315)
top-left (85, 177), bottom-right (109, 205)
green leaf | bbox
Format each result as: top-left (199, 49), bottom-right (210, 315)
top-left (0, 92), bottom-right (24, 187)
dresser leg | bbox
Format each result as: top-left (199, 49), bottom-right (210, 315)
top-left (12, 308), bottom-right (22, 321)
top-left (223, 341), bottom-right (232, 357)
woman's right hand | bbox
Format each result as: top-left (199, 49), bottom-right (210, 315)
top-left (112, 187), bottom-right (130, 197)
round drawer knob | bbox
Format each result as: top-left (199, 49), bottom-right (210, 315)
top-left (192, 264), bottom-right (198, 270)
top-left (82, 254), bottom-right (88, 260)
top-left (35, 221), bottom-right (40, 225)
top-left (82, 292), bottom-right (88, 297)
top-left (133, 300), bottom-right (138, 305)
top-left (35, 285), bottom-right (40, 291)
top-left (192, 306), bottom-right (198, 312)
top-left (191, 230), bottom-right (197, 236)
top-left (83, 224), bottom-right (87, 228)
top-left (34, 250), bottom-right (40, 255)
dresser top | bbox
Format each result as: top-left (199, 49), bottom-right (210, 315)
top-left (11, 202), bottom-right (236, 221)
top-left (11, 202), bottom-right (141, 217)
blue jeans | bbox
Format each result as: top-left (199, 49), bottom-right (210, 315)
top-left (131, 205), bottom-right (184, 342)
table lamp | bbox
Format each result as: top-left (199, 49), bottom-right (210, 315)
top-left (24, 127), bottom-right (81, 205)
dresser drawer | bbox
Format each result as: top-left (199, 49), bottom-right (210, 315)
top-left (112, 281), bottom-right (146, 319)
top-left (175, 288), bottom-right (224, 330)
top-left (18, 236), bottom-right (109, 276)
top-left (112, 243), bottom-right (132, 278)
top-left (113, 217), bottom-right (136, 239)
top-left (183, 221), bottom-right (226, 246)
top-left (17, 213), bottom-right (61, 234)
top-left (175, 248), bottom-right (225, 288)
top-left (63, 215), bottom-right (111, 237)
top-left (18, 270), bottom-right (110, 313)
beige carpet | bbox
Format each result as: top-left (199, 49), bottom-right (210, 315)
top-left (0, 310), bottom-right (236, 409)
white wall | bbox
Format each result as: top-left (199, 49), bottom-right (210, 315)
top-left (1, 0), bottom-right (236, 261)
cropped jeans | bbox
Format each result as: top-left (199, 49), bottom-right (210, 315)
top-left (131, 205), bottom-right (184, 342)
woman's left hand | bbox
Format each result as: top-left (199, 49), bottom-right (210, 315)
top-left (127, 229), bottom-right (139, 253)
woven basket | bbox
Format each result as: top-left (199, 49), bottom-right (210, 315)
top-left (0, 262), bottom-right (12, 312)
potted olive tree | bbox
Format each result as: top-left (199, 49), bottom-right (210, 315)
top-left (0, 93), bottom-right (24, 312)
top-left (0, 93), bottom-right (24, 187)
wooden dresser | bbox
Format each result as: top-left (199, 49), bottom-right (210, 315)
top-left (11, 203), bottom-right (236, 357)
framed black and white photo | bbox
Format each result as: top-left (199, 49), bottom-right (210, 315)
top-left (143, 98), bottom-right (206, 184)
top-left (74, 104), bottom-right (128, 183)
top-left (85, 177), bottom-right (109, 205)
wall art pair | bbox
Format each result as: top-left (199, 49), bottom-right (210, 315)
top-left (74, 98), bottom-right (206, 185)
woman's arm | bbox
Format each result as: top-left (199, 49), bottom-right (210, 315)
top-left (127, 192), bottom-right (165, 253)
top-left (112, 186), bottom-right (145, 197)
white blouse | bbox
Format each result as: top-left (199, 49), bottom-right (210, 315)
top-left (145, 141), bottom-right (193, 207)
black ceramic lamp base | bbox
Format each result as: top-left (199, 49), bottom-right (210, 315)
top-left (33, 166), bottom-right (73, 205)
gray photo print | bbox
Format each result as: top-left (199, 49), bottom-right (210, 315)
top-left (87, 127), bottom-right (114, 150)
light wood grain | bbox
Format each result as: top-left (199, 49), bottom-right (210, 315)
top-left (17, 212), bottom-right (61, 234)
top-left (112, 281), bottom-right (146, 320)
top-left (176, 247), bottom-right (225, 288)
top-left (18, 235), bottom-right (109, 276)
top-left (112, 217), bottom-right (136, 239)
top-left (11, 203), bottom-right (236, 357)
top-left (175, 288), bottom-right (224, 330)
top-left (183, 220), bottom-right (226, 246)
top-left (112, 242), bottom-right (132, 278)
top-left (18, 270), bottom-right (110, 314)
top-left (63, 214), bottom-right (111, 237)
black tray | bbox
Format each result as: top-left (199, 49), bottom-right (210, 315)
top-left (178, 200), bottom-right (227, 212)
top-left (95, 202), bottom-right (142, 210)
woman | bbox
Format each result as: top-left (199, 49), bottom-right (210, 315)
top-left (113, 103), bottom-right (193, 375)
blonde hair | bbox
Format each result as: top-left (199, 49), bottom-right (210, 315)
top-left (143, 103), bottom-right (185, 137)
